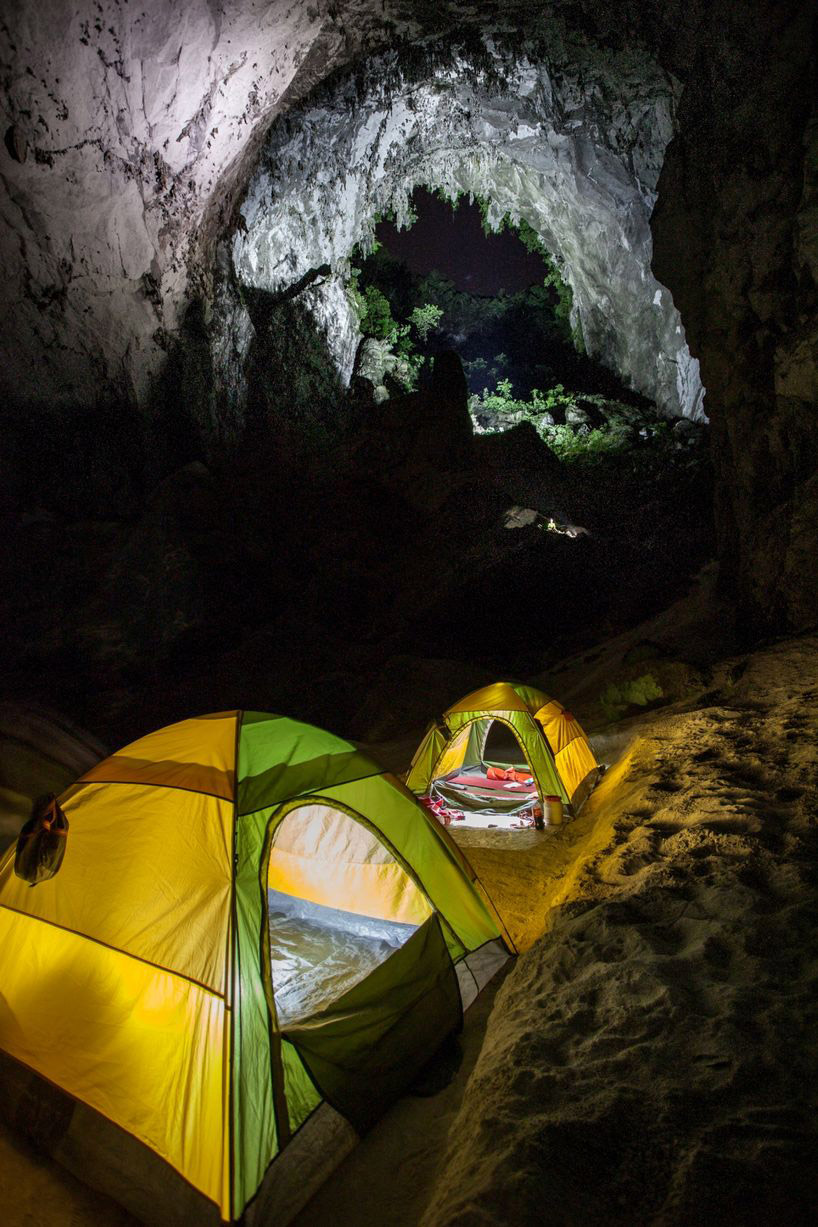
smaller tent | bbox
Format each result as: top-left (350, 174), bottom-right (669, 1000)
top-left (406, 682), bottom-right (601, 830)
top-left (0, 712), bottom-right (512, 1225)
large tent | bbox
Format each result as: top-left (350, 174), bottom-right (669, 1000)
top-left (0, 712), bottom-right (511, 1224)
top-left (406, 683), bottom-right (600, 829)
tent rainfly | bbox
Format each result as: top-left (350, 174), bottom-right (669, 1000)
top-left (406, 682), bottom-right (601, 827)
top-left (0, 712), bottom-right (512, 1225)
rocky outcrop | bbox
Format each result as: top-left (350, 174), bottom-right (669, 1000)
top-left (234, 43), bottom-right (705, 420)
top-left (1, 5), bottom-right (706, 425)
top-left (0, 1), bottom-right (385, 412)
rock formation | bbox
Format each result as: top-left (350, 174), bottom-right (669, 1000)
top-left (234, 42), bottom-right (704, 419)
top-left (0, 3), bottom-right (814, 635)
top-left (651, 1), bottom-right (817, 634)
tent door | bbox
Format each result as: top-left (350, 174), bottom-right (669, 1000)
top-left (283, 912), bottom-right (461, 1133)
top-left (482, 719), bottom-right (529, 770)
top-left (266, 804), bottom-right (461, 1131)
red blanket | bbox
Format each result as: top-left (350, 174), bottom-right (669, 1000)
top-left (486, 765), bottom-right (532, 783)
top-left (446, 770), bottom-right (535, 793)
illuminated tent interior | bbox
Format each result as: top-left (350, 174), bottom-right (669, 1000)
top-left (406, 683), bottom-right (600, 830)
top-left (0, 712), bottom-right (510, 1224)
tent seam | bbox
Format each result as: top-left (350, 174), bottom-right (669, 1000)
top-left (0, 901), bottom-right (228, 998)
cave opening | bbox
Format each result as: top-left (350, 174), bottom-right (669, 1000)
top-left (218, 102), bottom-right (716, 709)
top-left (348, 184), bottom-right (680, 435)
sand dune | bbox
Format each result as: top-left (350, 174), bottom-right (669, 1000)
top-left (421, 634), bottom-right (818, 1224)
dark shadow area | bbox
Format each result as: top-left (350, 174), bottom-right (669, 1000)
top-left (0, 333), bottom-right (712, 749)
top-left (0, 186), bottom-right (713, 752)
top-left (375, 188), bottom-right (546, 296)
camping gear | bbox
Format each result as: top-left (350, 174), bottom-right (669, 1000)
top-left (543, 795), bottom-right (564, 826)
top-left (0, 702), bottom-right (106, 858)
top-left (407, 682), bottom-right (601, 829)
top-left (13, 793), bottom-right (69, 884)
top-left (0, 712), bottom-right (512, 1225)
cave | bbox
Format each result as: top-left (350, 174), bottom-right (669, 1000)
top-left (0, 2), bottom-right (816, 1225)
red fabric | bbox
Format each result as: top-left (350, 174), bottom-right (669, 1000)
top-left (486, 766), bottom-right (534, 783)
top-left (421, 796), bottom-right (466, 826)
top-left (446, 771), bottom-right (535, 793)
top-left (421, 794), bottom-right (539, 831)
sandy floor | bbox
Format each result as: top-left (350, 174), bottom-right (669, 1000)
top-left (0, 1114), bottom-right (136, 1227)
top-left (290, 962), bottom-right (511, 1227)
top-left (299, 629), bottom-right (818, 1225)
top-left (419, 633), bottom-right (818, 1225)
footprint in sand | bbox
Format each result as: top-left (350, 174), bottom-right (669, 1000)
top-left (651, 777), bottom-right (682, 794)
top-left (721, 762), bottom-right (767, 790)
top-left (775, 786), bottom-right (804, 803)
top-left (699, 816), bottom-right (758, 836)
top-left (703, 935), bottom-right (732, 967)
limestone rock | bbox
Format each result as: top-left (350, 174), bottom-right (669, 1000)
top-left (0, 0), bottom-right (813, 636)
top-left (651, 3), bottom-right (817, 634)
top-left (234, 43), bottom-right (705, 420)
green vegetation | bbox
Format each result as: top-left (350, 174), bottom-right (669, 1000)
top-left (347, 267), bottom-right (441, 391)
top-left (468, 377), bottom-right (691, 468)
top-left (409, 302), bottom-right (444, 342)
top-left (345, 196), bottom-right (694, 479)
top-left (348, 247), bottom-right (579, 403)
top-left (470, 377), bottom-right (576, 420)
top-left (357, 285), bottom-right (395, 339)
top-left (599, 674), bottom-right (664, 723)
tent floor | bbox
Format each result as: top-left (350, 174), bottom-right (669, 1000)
top-left (433, 810), bottom-right (538, 831)
top-left (428, 764), bottom-right (540, 831)
top-left (267, 890), bottom-right (419, 1025)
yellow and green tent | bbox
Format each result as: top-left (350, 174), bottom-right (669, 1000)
top-left (406, 682), bottom-right (600, 821)
top-left (0, 712), bottom-right (511, 1223)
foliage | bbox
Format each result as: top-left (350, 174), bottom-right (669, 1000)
top-left (409, 302), bottom-right (444, 342)
top-left (599, 675), bottom-right (664, 723)
top-left (469, 377), bottom-right (578, 427)
top-left (347, 195), bottom-right (600, 400)
top-left (468, 378), bottom-right (689, 467)
top-left (517, 218), bottom-right (545, 255)
top-left (347, 268), bottom-right (444, 391)
top-left (359, 285), bottom-right (396, 339)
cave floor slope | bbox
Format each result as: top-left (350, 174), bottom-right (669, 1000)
top-left (303, 631), bottom-right (818, 1225)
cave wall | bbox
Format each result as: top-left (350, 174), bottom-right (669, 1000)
top-left (1, 3), bottom-right (707, 425)
top-left (0, 0), bottom-right (386, 415)
top-left (651, 0), bottom-right (817, 634)
top-left (1, 1), bottom-right (815, 634)
top-left (233, 44), bottom-right (705, 420)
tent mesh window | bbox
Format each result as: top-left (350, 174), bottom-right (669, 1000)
top-left (266, 803), bottom-right (432, 1026)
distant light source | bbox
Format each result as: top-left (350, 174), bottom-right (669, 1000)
top-left (503, 506), bottom-right (590, 539)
